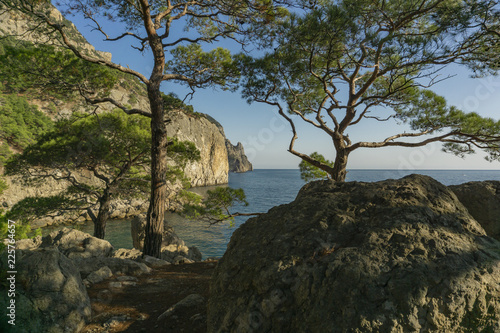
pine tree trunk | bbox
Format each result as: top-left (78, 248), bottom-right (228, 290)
top-left (140, 1), bottom-right (169, 258)
top-left (331, 149), bottom-right (349, 182)
top-left (93, 190), bottom-right (111, 239)
top-left (143, 80), bottom-right (168, 258)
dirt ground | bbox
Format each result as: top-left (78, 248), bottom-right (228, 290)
top-left (81, 261), bottom-right (216, 333)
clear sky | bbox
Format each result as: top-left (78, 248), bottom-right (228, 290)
top-left (59, 5), bottom-right (500, 171)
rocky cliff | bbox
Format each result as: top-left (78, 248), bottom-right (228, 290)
top-left (208, 175), bottom-right (500, 332)
top-left (165, 111), bottom-right (228, 186)
top-left (204, 114), bottom-right (253, 173)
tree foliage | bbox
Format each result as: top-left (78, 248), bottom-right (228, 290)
top-left (0, 208), bottom-right (40, 252)
top-left (181, 187), bottom-right (252, 226)
top-left (239, 0), bottom-right (500, 181)
top-left (0, 93), bottom-right (53, 150)
top-left (0, 176), bottom-right (7, 195)
top-left (0, 0), bottom-right (290, 257)
top-left (0, 38), bottom-right (118, 100)
top-left (299, 152), bottom-right (334, 182)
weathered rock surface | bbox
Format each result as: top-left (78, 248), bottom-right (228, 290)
top-left (166, 111), bottom-right (228, 186)
top-left (75, 257), bottom-right (152, 278)
top-left (226, 141), bottom-right (253, 173)
top-left (205, 113), bottom-right (253, 173)
top-left (0, 248), bottom-right (91, 333)
top-left (17, 227), bottom-right (114, 258)
top-left (208, 175), bottom-right (500, 333)
top-left (0, 2), bottom-right (112, 61)
top-left (84, 266), bottom-right (114, 286)
top-left (450, 181), bottom-right (500, 241)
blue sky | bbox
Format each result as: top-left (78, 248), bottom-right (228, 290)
top-left (60, 6), bottom-right (500, 171)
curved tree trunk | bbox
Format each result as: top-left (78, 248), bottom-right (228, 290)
top-left (93, 189), bottom-right (111, 239)
top-left (140, 0), bottom-right (168, 259)
top-left (331, 148), bottom-right (349, 182)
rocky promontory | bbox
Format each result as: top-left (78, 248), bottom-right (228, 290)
top-left (208, 175), bottom-right (500, 332)
top-left (226, 141), bottom-right (253, 173)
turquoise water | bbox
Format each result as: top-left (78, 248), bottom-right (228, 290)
top-left (52, 169), bottom-right (500, 258)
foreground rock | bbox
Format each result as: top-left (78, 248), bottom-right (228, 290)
top-left (450, 181), bottom-right (500, 241)
top-left (208, 175), bottom-right (500, 332)
top-left (0, 248), bottom-right (91, 333)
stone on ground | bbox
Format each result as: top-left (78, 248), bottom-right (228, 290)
top-left (0, 248), bottom-right (91, 333)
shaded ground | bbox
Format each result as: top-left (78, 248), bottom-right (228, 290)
top-left (82, 261), bottom-right (216, 333)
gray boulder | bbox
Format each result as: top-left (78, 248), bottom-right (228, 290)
top-left (74, 257), bottom-right (151, 279)
top-left (0, 248), bottom-right (91, 333)
top-left (84, 266), bottom-right (114, 286)
top-left (450, 181), bottom-right (500, 241)
top-left (208, 175), bottom-right (500, 333)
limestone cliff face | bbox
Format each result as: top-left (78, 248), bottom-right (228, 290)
top-left (203, 114), bottom-right (253, 173)
top-left (166, 111), bottom-right (228, 186)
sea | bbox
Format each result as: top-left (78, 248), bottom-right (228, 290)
top-left (55, 169), bottom-right (500, 259)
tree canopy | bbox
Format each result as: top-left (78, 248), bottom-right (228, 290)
top-left (239, 0), bottom-right (500, 181)
top-left (299, 152), bottom-right (334, 182)
top-left (0, 93), bottom-right (53, 150)
top-left (0, 38), bottom-right (118, 100)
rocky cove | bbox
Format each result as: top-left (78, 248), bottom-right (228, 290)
top-left (1, 175), bottom-right (499, 332)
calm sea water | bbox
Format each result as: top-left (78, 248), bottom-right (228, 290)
top-left (62, 169), bottom-right (500, 258)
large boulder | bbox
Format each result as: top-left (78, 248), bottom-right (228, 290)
top-left (208, 175), bottom-right (500, 333)
top-left (0, 248), bottom-right (91, 333)
top-left (449, 181), bottom-right (500, 241)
